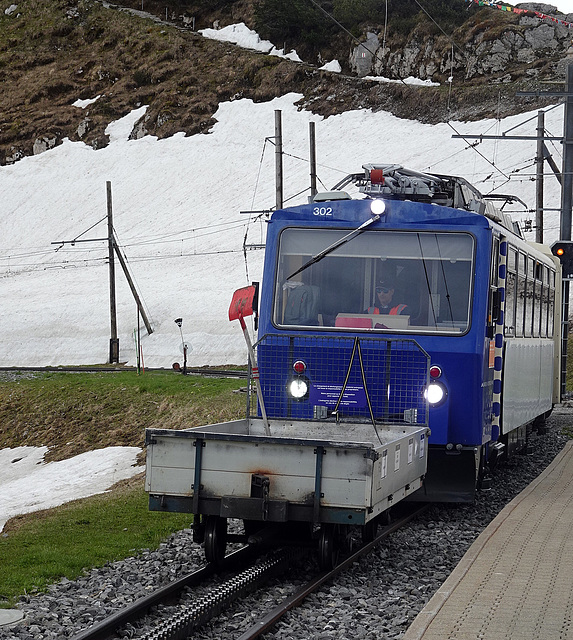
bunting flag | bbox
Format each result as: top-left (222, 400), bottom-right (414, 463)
top-left (467, 0), bottom-right (573, 28)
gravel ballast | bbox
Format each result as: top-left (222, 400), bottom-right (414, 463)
top-left (0, 407), bottom-right (571, 640)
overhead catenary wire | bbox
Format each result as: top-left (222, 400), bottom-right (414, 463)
top-left (443, 98), bottom-right (566, 185)
top-left (1, 247), bottom-right (247, 273)
top-left (250, 137), bottom-right (270, 211)
top-left (424, 140), bottom-right (484, 172)
top-left (441, 100), bottom-right (568, 216)
top-left (0, 216), bottom-right (253, 258)
top-left (1, 216), bottom-right (256, 273)
top-left (304, 0), bottom-right (409, 86)
top-left (411, 0), bottom-right (468, 60)
top-left (503, 101), bottom-right (563, 135)
top-left (122, 220), bottom-right (249, 247)
top-left (447, 122), bottom-right (511, 180)
top-left (121, 219), bottom-right (250, 245)
top-left (244, 137), bottom-right (272, 281)
top-left (301, 0), bottom-right (555, 196)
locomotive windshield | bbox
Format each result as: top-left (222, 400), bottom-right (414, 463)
top-left (274, 229), bottom-right (475, 334)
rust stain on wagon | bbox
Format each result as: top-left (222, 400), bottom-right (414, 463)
top-left (248, 468), bottom-right (277, 477)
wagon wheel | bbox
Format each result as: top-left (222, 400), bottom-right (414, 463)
top-left (362, 518), bottom-right (378, 544)
top-left (318, 524), bottom-right (339, 571)
top-left (204, 516), bottom-right (227, 564)
top-left (363, 508), bottom-right (392, 544)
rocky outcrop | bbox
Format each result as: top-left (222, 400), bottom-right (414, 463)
top-left (350, 3), bottom-right (573, 82)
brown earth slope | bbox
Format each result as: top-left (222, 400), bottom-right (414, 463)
top-left (0, 0), bottom-right (556, 165)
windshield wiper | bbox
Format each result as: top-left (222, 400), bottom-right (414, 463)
top-left (287, 213), bottom-right (381, 280)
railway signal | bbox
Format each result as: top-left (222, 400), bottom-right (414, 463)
top-left (551, 240), bottom-right (573, 280)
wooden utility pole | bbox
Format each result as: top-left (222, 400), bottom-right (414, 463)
top-left (52, 181), bottom-right (154, 365)
top-left (107, 181), bottom-right (119, 363)
top-left (275, 110), bottom-right (283, 210)
top-left (113, 236), bottom-right (153, 335)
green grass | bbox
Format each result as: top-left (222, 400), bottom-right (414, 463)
top-left (0, 485), bottom-right (190, 606)
top-left (566, 337), bottom-right (573, 394)
top-left (0, 370), bottom-right (246, 607)
top-left (0, 370), bottom-right (246, 462)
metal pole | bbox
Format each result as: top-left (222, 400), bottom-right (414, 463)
top-left (536, 111), bottom-right (544, 244)
top-left (561, 63), bottom-right (573, 241)
top-left (275, 110), bottom-right (283, 210)
top-left (309, 121), bottom-right (317, 199)
top-left (559, 63), bottom-right (573, 398)
top-left (561, 279), bottom-right (569, 401)
top-left (107, 181), bottom-right (119, 363)
top-left (175, 319), bottom-right (186, 375)
top-left (137, 314), bottom-right (141, 374)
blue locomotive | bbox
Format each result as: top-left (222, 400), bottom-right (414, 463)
top-left (145, 163), bottom-right (561, 567)
top-left (254, 164), bottom-right (561, 502)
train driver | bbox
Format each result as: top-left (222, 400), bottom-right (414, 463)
top-left (366, 277), bottom-right (409, 315)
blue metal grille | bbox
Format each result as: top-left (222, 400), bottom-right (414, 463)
top-left (248, 334), bottom-right (429, 426)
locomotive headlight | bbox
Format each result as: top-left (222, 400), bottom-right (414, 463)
top-left (370, 199), bottom-right (386, 215)
top-left (289, 377), bottom-right (309, 400)
top-left (425, 381), bottom-right (447, 407)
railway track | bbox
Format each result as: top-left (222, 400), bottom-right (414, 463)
top-left (69, 505), bottom-right (428, 640)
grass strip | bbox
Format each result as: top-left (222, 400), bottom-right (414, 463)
top-left (0, 482), bottom-right (191, 607)
top-left (0, 370), bottom-right (247, 462)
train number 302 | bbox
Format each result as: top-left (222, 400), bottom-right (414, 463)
top-left (313, 207), bottom-right (333, 216)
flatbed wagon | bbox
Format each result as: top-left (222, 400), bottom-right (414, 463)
top-left (146, 318), bottom-right (430, 568)
top-left (146, 418), bottom-right (428, 550)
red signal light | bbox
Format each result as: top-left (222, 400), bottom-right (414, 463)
top-left (293, 360), bottom-right (306, 374)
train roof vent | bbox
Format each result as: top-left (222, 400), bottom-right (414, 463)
top-left (312, 190), bottom-right (351, 202)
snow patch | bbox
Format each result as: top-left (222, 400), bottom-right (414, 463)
top-left (0, 446), bottom-right (143, 532)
